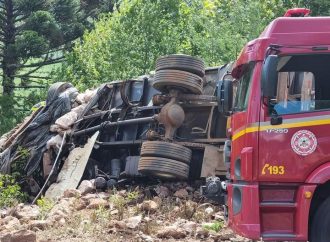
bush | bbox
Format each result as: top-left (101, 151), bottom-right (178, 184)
top-left (37, 196), bottom-right (54, 219)
top-left (202, 221), bottom-right (223, 232)
top-left (0, 174), bottom-right (28, 208)
top-left (56, 0), bottom-right (296, 90)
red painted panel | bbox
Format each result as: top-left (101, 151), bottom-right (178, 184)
top-left (227, 183), bottom-right (260, 239)
top-left (258, 111), bottom-right (330, 183)
top-left (260, 186), bottom-right (296, 203)
top-left (261, 209), bottom-right (294, 234)
top-left (306, 162), bottom-right (330, 184)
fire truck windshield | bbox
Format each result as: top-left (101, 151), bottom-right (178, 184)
top-left (272, 54), bottom-right (330, 115)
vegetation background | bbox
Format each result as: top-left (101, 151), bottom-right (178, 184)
top-left (0, 0), bottom-right (328, 135)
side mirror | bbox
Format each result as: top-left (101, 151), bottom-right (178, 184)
top-left (217, 79), bottom-right (233, 115)
top-left (261, 55), bottom-right (279, 98)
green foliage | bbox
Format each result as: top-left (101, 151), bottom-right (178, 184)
top-left (0, 96), bottom-right (25, 135)
top-left (109, 193), bottom-right (126, 220)
top-left (58, 0), bottom-right (301, 89)
top-left (202, 221), bottom-right (223, 232)
top-left (307, 0), bottom-right (330, 16)
top-left (0, 0), bottom-right (117, 134)
top-left (16, 31), bottom-right (49, 59)
top-left (37, 196), bottom-right (54, 219)
top-left (127, 191), bottom-right (139, 202)
top-left (0, 174), bottom-right (28, 208)
top-left (11, 146), bottom-right (30, 179)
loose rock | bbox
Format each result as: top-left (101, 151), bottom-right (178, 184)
top-left (155, 186), bottom-right (169, 198)
top-left (78, 180), bottom-right (94, 195)
top-left (10, 229), bottom-right (36, 242)
top-left (140, 200), bottom-right (158, 213)
top-left (0, 216), bottom-right (21, 231)
top-left (124, 215), bottom-right (142, 229)
top-left (73, 198), bottom-right (87, 211)
top-left (109, 220), bottom-right (127, 229)
top-left (63, 189), bottom-right (81, 198)
top-left (157, 226), bottom-right (186, 239)
top-left (182, 221), bottom-right (197, 234)
top-left (214, 229), bottom-right (235, 241)
top-left (196, 227), bottom-right (209, 239)
top-left (14, 204), bottom-right (40, 221)
top-left (87, 198), bottom-right (109, 209)
top-left (205, 206), bottom-right (214, 215)
top-left (28, 220), bottom-right (50, 231)
top-left (174, 189), bottom-right (188, 199)
top-left (140, 233), bottom-right (154, 242)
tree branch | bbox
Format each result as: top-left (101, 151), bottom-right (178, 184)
top-left (10, 85), bottom-right (47, 89)
top-left (16, 15), bottom-right (29, 22)
top-left (14, 74), bottom-right (51, 80)
top-left (19, 56), bottom-right (65, 68)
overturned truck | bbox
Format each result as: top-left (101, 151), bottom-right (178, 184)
top-left (0, 55), bottom-right (233, 201)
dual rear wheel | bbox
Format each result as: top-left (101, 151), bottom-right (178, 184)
top-left (138, 141), bottom-right (192, 180)
top-left (152, 54), bottom-right (205, 95)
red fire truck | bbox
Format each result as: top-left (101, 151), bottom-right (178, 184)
top-left (219, 8), bottom-right (330, 241)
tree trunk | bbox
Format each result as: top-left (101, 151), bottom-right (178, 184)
top-left (2, 0), bottom-right (17, 95)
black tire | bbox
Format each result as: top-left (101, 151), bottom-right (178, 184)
top-left (141, 141), bottom-right (192, 164)
top-left (156, 54), bottom-right (205, 77)
top-left (153, 69), bottom-right (203, 94)
top-left (310, 196), bottom-right (330, 241)
top-left (138, 157), bottom-right (189, 180)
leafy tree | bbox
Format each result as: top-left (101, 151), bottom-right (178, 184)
top-left (0, 95), bottom-right (24, 135)
top-left (0, 0), bottom-right (116, 95)
top-left (305, 0), bottom-right (330, 16)
top-left (0, 0), bottom-right (116, 135)
top-left (58, 0), bottom-right (298, 89)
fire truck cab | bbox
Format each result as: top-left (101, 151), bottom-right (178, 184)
top-left (220, 8), bottom-right (330, 241)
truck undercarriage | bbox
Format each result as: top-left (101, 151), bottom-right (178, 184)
top-left (0, 55), bottom-right (232, 202)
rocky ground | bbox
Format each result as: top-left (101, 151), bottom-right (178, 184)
top-left (0, 180), bottom-right (253, 242)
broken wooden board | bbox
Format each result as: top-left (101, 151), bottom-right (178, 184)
top-left (200, 145), bottom-right (225, 177)
top-left (45, 131), bottom-right (99, 200)
top-left (0, 107), bottom-right (42, 151)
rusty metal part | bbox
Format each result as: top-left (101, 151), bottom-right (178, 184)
top-left (138, 156), bottom-right (189, 180)
top-left (141, 141), bottom-right (192, 164)
top-left (152, 94), bottom-right (171, 106)
top-left (153, 70), bottom-right (203, 95)
top-left (178, 94), bottom-right (217, 102)
top-left (174, 141), bottom-right (207, 149)
top-left (157, 95), bottom-right (185, 140)
top-left (146, 130), bottom-right (160, 140)
top-left (152, 94), bottom-right (217, 106)
top-left (156, 54), bottom-right (205, 77)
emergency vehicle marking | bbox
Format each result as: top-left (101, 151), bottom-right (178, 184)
top-left (232, 115), bottom-right (330, 141)
top-left (262, 163), bottom-right (285, 175)
top-left (266, 128), bottom-right (289, 134)
top-left (291, 130), bottom-right (317, 156)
